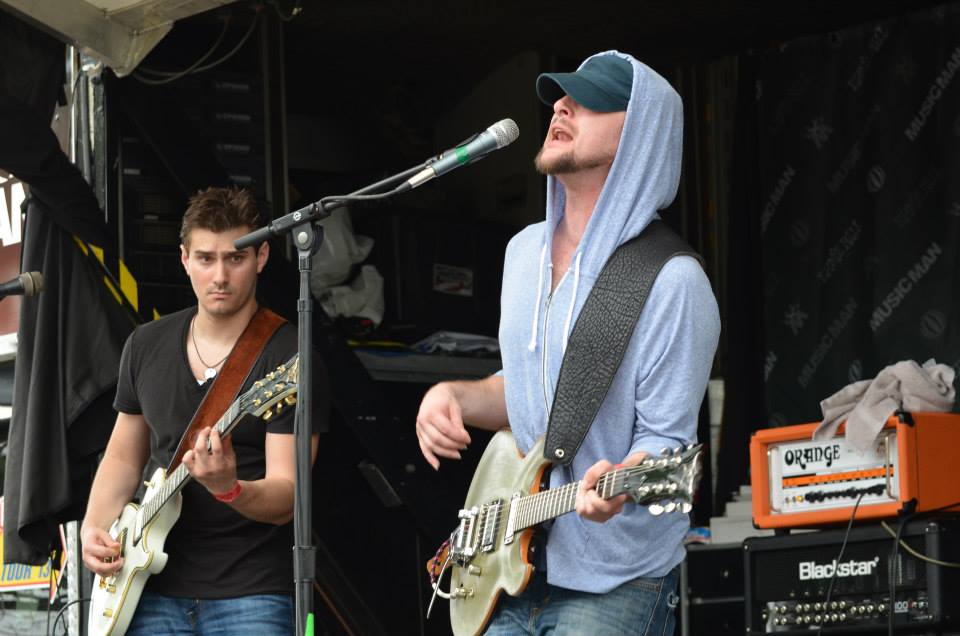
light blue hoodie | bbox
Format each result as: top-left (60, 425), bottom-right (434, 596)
top-left (498, 51), bottom-right (720, 593)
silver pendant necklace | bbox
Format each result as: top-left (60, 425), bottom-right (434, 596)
top-left (191, 316), bottom-right (230, 381)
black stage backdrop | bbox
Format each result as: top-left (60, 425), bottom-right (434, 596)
top-left (719, 2), bottom-right (960, 506)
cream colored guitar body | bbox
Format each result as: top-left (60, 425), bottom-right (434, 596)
top-left (88, 468), bottom-right (181, 636)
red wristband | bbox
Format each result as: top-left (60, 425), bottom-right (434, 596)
top-left (212, 481), bottom-right (243, 503)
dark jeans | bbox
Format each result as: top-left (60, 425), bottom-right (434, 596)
top-left (484, 567), bottom-right (680, 636)
top-left (126, 591), bottom-right (294, 635)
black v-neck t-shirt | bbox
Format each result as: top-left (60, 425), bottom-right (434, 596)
top-left (114, 306), bottom-right (330, 598)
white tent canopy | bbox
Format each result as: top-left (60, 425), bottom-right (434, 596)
top-left (0, 0), bottom-right (235, 75)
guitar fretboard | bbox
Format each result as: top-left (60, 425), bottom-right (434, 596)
top-left (512, 470), bottom-right (629, 530)
top-left (141, 401), bottom-right (241, 526)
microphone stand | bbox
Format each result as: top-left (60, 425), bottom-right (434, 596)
top-left (235, 161), bottom-right (429, 636)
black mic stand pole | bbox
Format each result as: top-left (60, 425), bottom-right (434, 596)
top-left (235, 161), bottom-right (431, 636)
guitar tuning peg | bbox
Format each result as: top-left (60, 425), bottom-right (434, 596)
top-left (659, 447), bottom-right (670, 456)
top-left (664, 502), bottom-right (677, 513)
top-left (668, 483), bottom-right (678, 493)
top-left (648, 504), bottom-right (665, 516)
top-left (686, 443), bottom-right (697, 452)
top-left (681, 502), bottom-right (693, 514)
top-left (638, 486), bottom-right (651, 497)
top-left (672, 447), bottom-right (682, 456)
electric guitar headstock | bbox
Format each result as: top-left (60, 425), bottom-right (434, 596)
top-left (615, 444), bottom-right (703, 515)
top-left (237, 354), bottom-right (299, 422)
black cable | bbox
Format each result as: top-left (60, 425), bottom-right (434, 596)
top-left (49, 597), bottom-right (89, 636)
top-left (319, 186), bottom-right (410, 207)
top-left (815, 492), bottom-right (865, 636)
top-left (133, 10), bottom-right (260, 85)
top-left (888, 514), bottom-right (911, 636)
top-left (134, 15), bottom-right (231, 84)
top-left (270, 0), bottom-right (302, 21)
top-left (885, 500), bottom-right (960, 636)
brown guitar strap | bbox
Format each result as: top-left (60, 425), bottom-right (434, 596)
top-left (166, 306), bottom-right (287, 474)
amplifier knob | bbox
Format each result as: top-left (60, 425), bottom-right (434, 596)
top-left (878, 603), bottom-right (887, 614)
top-left (814, 602), bottom-right (822, 611)
top-left (802, 603), bottom-right (811, 612)
top-left (866, 604), bottom-right (875, 613)
top-left (838, 613), bottom-right (848, 622)
top-left (813, 614), bottom-right (822, 623)
top-left (830, 613), bottom-right (839, 622)
top-left (779, 605), bottom-right (788, 614)
top-left (838, 601), bottom-right (847, 610)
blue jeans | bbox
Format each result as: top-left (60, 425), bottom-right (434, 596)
top-left (126, 591), bottom-right (294, 635)
top-left (484, 567), bottom-right (679, 636)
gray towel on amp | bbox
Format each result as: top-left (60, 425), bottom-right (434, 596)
top-left (813, 359), bottom-right (956, 451)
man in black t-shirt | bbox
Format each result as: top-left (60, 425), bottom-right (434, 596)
top-left (81, 187), bottom-right (329, 635)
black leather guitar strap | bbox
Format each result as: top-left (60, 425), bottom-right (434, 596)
top-left (543, 220), bottom-right (703, 465)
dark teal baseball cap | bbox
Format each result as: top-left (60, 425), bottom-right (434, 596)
top-left (536, 55), bottom-right (633, 112)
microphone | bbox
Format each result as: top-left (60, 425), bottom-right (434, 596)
top-left (403, 118), bottom-right (519, 190)
top-left (0, 271), bottom-right (44, 299)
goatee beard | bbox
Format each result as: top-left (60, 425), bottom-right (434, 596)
top-left (534, 147), bottom-right (611, 176)
top-left (534, 147), bottom-right (578, 175)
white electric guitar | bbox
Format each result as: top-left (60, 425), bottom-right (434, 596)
top-left (87, 355), bottom-right (299, 636)
top-left (430, 429), bottom-right (703, 636)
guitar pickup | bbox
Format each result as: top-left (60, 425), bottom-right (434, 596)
top-left (479, 500), bottom-right (502, 553)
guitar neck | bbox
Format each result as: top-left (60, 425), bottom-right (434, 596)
top-left (141, 403), bottom-right (242, 527)
top-left (513, 468), bottom-right (635, 531)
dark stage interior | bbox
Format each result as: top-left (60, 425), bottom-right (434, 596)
top-left (2, 0), bottom-right (960, 634)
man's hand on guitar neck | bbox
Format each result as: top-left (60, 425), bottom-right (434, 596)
top-left (575, 451), bottom-right (649, 523)
top-left (183, 426), bottom-right (239, 497)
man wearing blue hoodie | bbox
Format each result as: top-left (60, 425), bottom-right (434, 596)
top-left (416, 51), bottom-right (720, 634)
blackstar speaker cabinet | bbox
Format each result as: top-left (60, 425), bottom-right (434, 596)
top-left (744, 520), bottom-right (960, 635)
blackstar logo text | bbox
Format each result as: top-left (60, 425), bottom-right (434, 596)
top-left (798, 557), bottom-right (880, 581)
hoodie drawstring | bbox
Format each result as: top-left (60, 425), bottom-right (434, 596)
top-left (561, 251), bottom-right (582, 353)
top-left (527, 243), bottom-right (548, 352)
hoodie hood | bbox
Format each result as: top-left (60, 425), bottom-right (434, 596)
top-left (543, 50), bottom-right (684, 282)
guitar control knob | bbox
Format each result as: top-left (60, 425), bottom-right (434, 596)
top-left (648, 504), bottom-right (665, 516)
top-left (467, 565), bottom-right (482, 576)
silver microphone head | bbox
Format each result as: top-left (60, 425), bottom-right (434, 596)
top-left (487, 118), bottom-right (519, 149)
top-left (21, 271), bottom-right (43, 296)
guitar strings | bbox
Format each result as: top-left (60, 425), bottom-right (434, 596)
top-left (467, 460), bottom-right (689, 542)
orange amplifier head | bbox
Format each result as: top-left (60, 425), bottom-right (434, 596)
top-left (750, 411), bottom-right (960, 529)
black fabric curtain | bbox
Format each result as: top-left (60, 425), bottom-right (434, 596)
top-left (0, 10), bottom-right (134, 564)
top-left (718, 2), bottom-right (960, 508)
